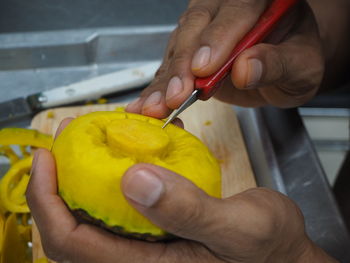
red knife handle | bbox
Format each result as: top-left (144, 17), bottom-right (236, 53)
top-left (194, 0), bottom-right (299, 100)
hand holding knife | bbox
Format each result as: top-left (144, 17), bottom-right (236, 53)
top-left (162, 0), bottom-right (300, 128)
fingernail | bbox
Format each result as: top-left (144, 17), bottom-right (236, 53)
top-left (192, 46), bottom-right (211, 70)
top-left (124, 169), bottom-right (164, 207)
top-left (142, 91), bottom-right (162, 110)
top-left (247, 58), bottom-right (263, 88)
top-left (126, 97), bottom-right (141, 111)
top-left (166, 76), bottom-right (183, 101)
top-left (30, 150), bottom-right (41, 175)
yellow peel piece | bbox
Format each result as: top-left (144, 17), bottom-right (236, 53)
top-left (0, 128), bottom-right (53, 149)
top-left (0, 156), bottom-right (33, 213)
top-left (1, 213), bottom-right (31, 263)
top-left (46, 111), bottom-right (55, 118)
top-left (34, 258), bottom-right (49, 263)
top-left (0, 213), bottom-right (4, 254)
top-left (0, 146), bottom-right (19, 165)
top-left (20, 145), bottom-right (31, 158)
top-left (97, 98), bottom-right (108, 104)
top-left (9, 173), bottom-right (30, 205)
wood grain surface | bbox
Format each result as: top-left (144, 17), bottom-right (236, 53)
top-left (30, 98), bottom-right (256, 262)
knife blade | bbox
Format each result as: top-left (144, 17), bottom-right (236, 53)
top-left (0, 61), bottom-right (161, 127)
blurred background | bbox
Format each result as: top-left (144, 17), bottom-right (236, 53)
top-left (0, 0), bottom-right (187, 32)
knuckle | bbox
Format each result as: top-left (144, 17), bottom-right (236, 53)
top-left (165, 30), bottom-right (177, 60)
top-left (171, 52), bottom-right (190, 68)
top-left (224, 0), bottom-right (259, 10)
top-left (166, 48), bottom-right (175, 60)
top-left (154, 63), bottom-right (168, 78)
top-left (141, 78), bottom-right (166, 98)
top-left (178, 12), bottom-right (187, 28)
top-left (168, 196), bottom-right (203, 235)
top-left (277, 46), bottom-right (324, 106)
top-left (41, 237), bottom-right (67, 262)
top-left (205, 23), bottom-right (229, 43)
top-left (179, 6), bottom-right (212, 27)
top-left (234, 188), bottom-right (283, 242)
top-left (41, 228), bottom-right (73, 262)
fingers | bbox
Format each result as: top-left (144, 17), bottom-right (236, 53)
top-left (127, 0), bottom-right (271, 118)
top-left (214, 77), bottom-right (267, 107)
top-left (54, 117), bottom-right (74, 139)
top-left (233, 41), bottom-right (323, 107)
top-left (192, 0), bottom-right (268, 76)
top-left (162, 0), bottom-right (219, 109)
top-left (126, 29), bottom-right (180, 115)
top-left (217, 3), bottom-right (324, 107)
top-left (25, 150), bottom-right (171, 263)
top-left (171, 118), bottom-right (184, 129)
top-left (26, 148), bottom-right (78, 260)
top-left (122, 164), bottom-right (297, 259)
top-left (121, 164), bottom-right (223, 243)
top-left (127, 0), bottom-right (218, 118)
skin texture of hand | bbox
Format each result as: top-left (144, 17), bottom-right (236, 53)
top-left (307, 0), bottom-right (350, 91)
top-left (126, 0), bottom-right (325, 119)
top-left (25, 120), bottom-right (337, 263)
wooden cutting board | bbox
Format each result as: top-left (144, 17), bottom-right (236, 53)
top-left (30, 98), bottom-right (256, 262)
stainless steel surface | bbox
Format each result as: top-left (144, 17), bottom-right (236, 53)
top-left (299, 107), bottom-right (350, 117)
top-left (162, 90), bottom-right (199, 128)
top-left (313, 139), bottom-right (350, 151)
top-left (0, 26), bottom-right (174, 105)
top-left (235, 107), bottom-right (287, 194)
top-left (0, 60), bottom-right (161, 127)
top-left (0, 0), bottom-right (187, 33)
top-left (237, 107), bottom-right (350, 262)
top-left (0, 9), bottom-right (349, 260)
top-left (0, 98), bottom-right (33, 126)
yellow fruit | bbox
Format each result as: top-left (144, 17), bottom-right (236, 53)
top-left (52, 111), bottom-right (221, 240)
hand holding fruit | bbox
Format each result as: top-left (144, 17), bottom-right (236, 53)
top-left (26, 119), bottom-right (335, 263)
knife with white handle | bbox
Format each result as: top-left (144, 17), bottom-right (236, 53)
top-left (0, 61), bottom-right (161, 126)
top-left (36, 61), bottom-right (161, 108)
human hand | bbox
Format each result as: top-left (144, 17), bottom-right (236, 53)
top-left (126, 0), bottom-right (324, 118)
top-left (26, 120), bottom-right (335, 263)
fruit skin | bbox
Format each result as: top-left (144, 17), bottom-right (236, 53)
top-left (52, 111), bottom-right (221, 240)
top-left (0, 156), bottom-right (32, 213)
top-left (0, 128), bottom-right (53, 149)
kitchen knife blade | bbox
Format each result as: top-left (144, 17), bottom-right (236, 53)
top-left (0, 61), bottom-right (161, 127)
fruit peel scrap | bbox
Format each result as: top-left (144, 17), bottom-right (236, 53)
top-left (0, 128), bottom-right (53, 149)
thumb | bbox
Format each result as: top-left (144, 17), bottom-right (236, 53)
top-left (121, 163), bottom-right (222, 241)
top-left (231, 40), bottom-right (324, 108)
top-left (230, 2), bottom-right (324, 108)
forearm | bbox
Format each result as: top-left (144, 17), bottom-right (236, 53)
top-left (307, 0), bottom-right (350, 90)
